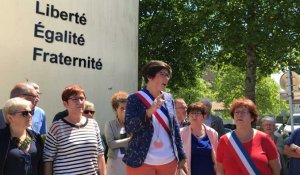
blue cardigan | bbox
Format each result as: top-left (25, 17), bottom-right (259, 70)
top-left (123, 91), bottom-right (186, 168)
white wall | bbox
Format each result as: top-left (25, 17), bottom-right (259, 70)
top-left (0, 0), bottom-right (139, 130)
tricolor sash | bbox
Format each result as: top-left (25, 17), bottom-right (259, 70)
top-left (135, 90), bottom-right (171, 136)
top-left (226, 131), bottom-right (261, 175)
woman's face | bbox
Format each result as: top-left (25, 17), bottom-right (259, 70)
top-left (233, 106), bottom-right (253, 127)
top-left (64, 92), bottom-right (86, 114)
top-left (261, 121), bottom-right (275, 135)
top-left (9, 105), bottom-right (32, 128)
top-left (148, 69), bottom-right (170, 92)
top-left (83, 106), bottom-right (95, 119)
top-left (188, 110), bottom-right (205, 125)
top-left (116, 102), bottom-right (127, 124)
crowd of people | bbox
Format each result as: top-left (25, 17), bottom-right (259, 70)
top-left (0, 60), bottom-right (299, 175)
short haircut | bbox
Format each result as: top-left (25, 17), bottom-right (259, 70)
top-left (111, 91), bottom-right (128, 111)
top-left (61, 85), bottom-right (86, 102)
top-left (187, 102), bottom-right (208, 115)
top-left (27, 82), bottom-right (41, 94)
top-left (84, 100), bottom-right (95, 110)
top-left (199, 98), bottom-right (212, 111)
top-left (229, 97), bottom-right (258, 125)
top-left (174, 98), bottom-right (187, 109)
top-left (142, 60), bottom-right (172, 84)
top-left (10, 83), bottom-right (35, 98)
top-left (2, 97), bottom-right (32, 124)
top-left (260, 116), bottom-right (276, 125)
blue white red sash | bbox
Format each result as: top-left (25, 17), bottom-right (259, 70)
top-left (226, 131), bottom-right (261, 175)
top-left (135, 90), bottom-right (171, 136)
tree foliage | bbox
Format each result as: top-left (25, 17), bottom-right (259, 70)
top-left (170, 63), bottom-right (288, 119)
top-left (210, 64), bottom-right (288, 118)
top-left (138, 0), bottom-right (209, 90)
top-left (171, 77), bottom-right (215, 104)
top-left (139, 0), bottom-right (300, 103)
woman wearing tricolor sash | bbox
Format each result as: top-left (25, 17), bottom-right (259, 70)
top-left (123, 60), bottom-right (187, 175)
top-left (216, 98), bottom-right (280, 175)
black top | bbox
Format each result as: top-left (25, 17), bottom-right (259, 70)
top-left (52, 110), bottom-right (68, 123)
top-left (0, 127), bottom-right (44, 175)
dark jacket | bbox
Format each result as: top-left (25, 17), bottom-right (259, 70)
top-left (0, 126), bottom-right (44, 175)
top-left (210, 114), bottom-right (226, 137)
top-left (123, 90), bottom-right (186, 168)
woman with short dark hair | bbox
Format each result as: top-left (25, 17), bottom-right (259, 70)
top-left (180, 102), bottom-right (219, 175)
top-left (123, 60), bottom-right (186, 175)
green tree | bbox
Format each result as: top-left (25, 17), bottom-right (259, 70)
top-left (204, 0), bottom-right (300, 103)
top-left (211, 64), bottom-right (288, 117)
top-left (139, 0), bottom-right (300, 103)
top-left (138, 0), bottom-right (208, 90)
top-left (172, 77), bottom-right (215, 104)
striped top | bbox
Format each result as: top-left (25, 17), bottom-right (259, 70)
top-left (43, 117), bottom-right (104, 175)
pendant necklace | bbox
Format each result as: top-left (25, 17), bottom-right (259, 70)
top-left (153, 119), bottom-right (163, 148)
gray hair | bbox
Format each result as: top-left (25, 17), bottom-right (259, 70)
top-left (260, 116), bottom-right (276, 125)
top-left (2, 97), bottom-right (32, 124)
top-left (200, 98), bottom-right (212, 111)
top-left (27, 82), bottom-right (41, 94)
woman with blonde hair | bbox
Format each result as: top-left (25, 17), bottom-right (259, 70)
top-left (0, 97), bottom-right (44, 175)
top-left (105, 91), bottom-right (130, 175)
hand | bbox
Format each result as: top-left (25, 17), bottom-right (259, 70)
top-left (146, 94), bottom-right (165, 117)
top-left (291, 144), bottom-right (298, 151)
top-left (153, 93), bottom-right (165, 109)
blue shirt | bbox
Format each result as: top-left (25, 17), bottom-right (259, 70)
top-left (286, 128), bottom-right (300, 175)
top-left (191, 134), bottom-right (215, 175)
top-left (204, 114), bottom-right (212, 127)
top-left (31, 107), bottom-right (47, 135)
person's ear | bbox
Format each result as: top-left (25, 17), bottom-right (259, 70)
top-left (63, 101), bottom-right (68, 108)
top-left (7, 114), bottom-right (14, 123)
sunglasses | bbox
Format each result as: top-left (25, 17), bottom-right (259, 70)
top-left (14, 110), bottom-right (34, 117)
top-left (84, 110), bottom-right (95, 115)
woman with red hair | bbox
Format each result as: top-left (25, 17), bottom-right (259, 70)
top-left (216, 98), bottom-right (280, 175)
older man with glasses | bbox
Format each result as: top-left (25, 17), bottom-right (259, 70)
top-left (174, 98), bottom-right (190, 128)
top-left (0, 82), bottom-right (47, 135)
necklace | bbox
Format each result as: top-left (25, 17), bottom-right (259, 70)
top-left (11, 132), bottom-right (31, 151)
top-left (153, 118), bottom-right (163, 148)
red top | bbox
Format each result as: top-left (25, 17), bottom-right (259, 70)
top-left (217, 130), bottom-right (278, 175)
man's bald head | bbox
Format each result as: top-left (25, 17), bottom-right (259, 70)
top-left (10, 83), bottom-right (39, 107)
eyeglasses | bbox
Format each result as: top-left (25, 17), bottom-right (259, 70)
top-left (158, 71), bottom-right (170, 78)
top-left (262, 123), bottom-right (274, 127)
top-left (234, 111), bottom-right (249, 115)
top-left (13, 110), bottom-right (34, 117)
top-left (189, 112), bottom-right (203, 116)
top-left (69, 96), bottom-right (86, 102)
top-left (22, 93), bottom-right (39, 99)
top-left (83, 110), bottom-right (95, 115)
